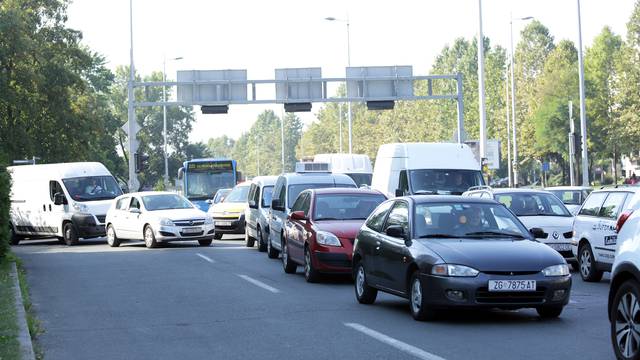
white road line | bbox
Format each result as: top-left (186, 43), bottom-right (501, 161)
top-left (344, 322), bottom-right (447, 360)
top-left (196, 253), bottom-right (215, 263)
top-left (237, 274), bottom-right (280, 293)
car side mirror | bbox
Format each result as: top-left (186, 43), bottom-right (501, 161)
top-left (529, 227), bottom-right (546, 239)
top-left (395, 189), bottom-right (404, 197)
top-left (248, 200), bottom-right (257, 209)
top-left (290, 211), bottom-right (306, 221)
top-left (130, 208), bottom-right (141, 214)
top-left (53, 192), bottom-right (66, 205)
top-left (386, 225), bottom-right (406, 239)
top-left (206, 199), bottom-right (213, 204)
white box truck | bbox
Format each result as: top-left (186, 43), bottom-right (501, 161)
top-left (8, 162), bottom-right (123, 245)
top-left (313, 153), bottom-right (373, 186)
top-left (371, 143), bottom-right (485, 198)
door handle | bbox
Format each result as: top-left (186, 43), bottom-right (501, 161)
top-left (375, 241), bottom-right (381, 251)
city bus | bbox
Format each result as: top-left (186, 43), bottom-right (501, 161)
top-left (177, 159), bottom-right (240, 211)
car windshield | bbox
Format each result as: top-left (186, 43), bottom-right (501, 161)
top-left (496, 192), bottom-right (572, 217)
top-left (287, 183), bottom-right (356, 207)
top-left (261, 186), bottom-right (274, 208)
top-left (213, 189), bottom-right (231, 204)
top-left (414, 202), bottom-right (530, 239)
top-left (548, 189), bottom-right (591, 205)
top-left (142, 194), bottom-right (193, 211)
top-left (346, 173), bottom-right (372, 187)
top-left (314, 194), bottom-right (386, 221)
top-left (224, 186), bottom-right (250, 203)
top-left (62, 176), bottom-right (123, 202)
top-left (409, 169), bottom-right (484, 195)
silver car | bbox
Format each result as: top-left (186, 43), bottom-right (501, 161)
top-left (245, 176), bottom-right (277, 251)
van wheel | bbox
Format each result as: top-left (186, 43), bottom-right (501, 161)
top-left (63, 222), bottom-right (79, 246)
top-left (245, 226), bottom-right (255, 247)
top-left (144, 225), bottom-right (158, 248)
top-left (106, 224), bottom-right (121, 247)
top-left (578, 243), bottom-right (603, 282)
top-left (198, 239), bottom-right (213, 247)
top-left (257, 226), bottom-right (267, 252)
top-left (213, 233), bottom-right (223, 240)
top-left (9, 225), bottom-right (20, 245)
top-left (267, 234), bottom-right (279, 259)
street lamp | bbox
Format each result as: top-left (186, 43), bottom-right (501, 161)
top-left (576, 0), bottom-right (589, 186)
top-left (163, 56), bottom-right (183, 188)
top-left (325, 16), bottom-right (353, 154)
top-left (509, 14), bottom-right (533, 187)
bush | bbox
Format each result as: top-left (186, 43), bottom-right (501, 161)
top-left (0, 153), bottom-right (10, 258)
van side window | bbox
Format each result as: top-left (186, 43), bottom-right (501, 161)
top-left (278, 180), bottom-right (286, 209)
top-left (272, 178), bottom-right (284, 208)
top-left (290, 192), bottom-right (308, 213)
top-left (598, 193), bottom-right (628, 219)
top-left (398, 170), bottom-right (409, 195)
top-left (130, 197), bottom-right (141, 210)
top-left (247, 184), bottom-right (257, 205)
top-left (579, 192), bottom-right (607, 216)
top-left (49, 181), bottom-right (64, 201)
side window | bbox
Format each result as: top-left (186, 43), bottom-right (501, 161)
top-left (272, 178), bottom-right (284, 208)
top-left (598, 193), bottom-right (628, 219)
top-left (384, 201), bottom-right (410, 236)
top-left (116, 198), bottom-right (129, 210)
top-left (366, 201), bottom-right (394, 232)
top-left (49, 181), bottom-right (64, 201)
top-left (278, 180), bottom-right (287, 208)
top-left (622, 193), bottom-right (634, 212)
top-left (247, 184), bottom-right (256, 204)
top-left (398, 170), bottom-right (409, 195)
top-left (130, 197), bottom-right (141, 210)
top-left (579, 192), bottom-right (608, 216)
top-left (301, 193), bottom-right (312, 217)
top-left (290, 192), bottom-right (308, 213)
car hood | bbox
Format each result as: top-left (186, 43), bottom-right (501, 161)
top-left (313, 220), bottom-right (365, 238)
top-left (518, 215), bottom-right (573, 229)
top-left (149, 208), bottom-right (207, 220)
top-left (420, 238), bottom-right (564, 272)
top-left (210, 202), bottom-right (247, 214)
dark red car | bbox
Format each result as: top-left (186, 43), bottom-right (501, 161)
top-left (281, 188), bottom-right (386, 282)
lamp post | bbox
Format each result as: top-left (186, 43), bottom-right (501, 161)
top-left (127, 0), bottom-right (137, 191)
top-left (576, 0), bottom-right (590, 186)
top-left (163, 56), bottom-right (183, 188)
top-left (477, 0), bottom-right (487, 163)
top-left (509, 14), bottom-right (533, 187)
top-left (505, 67), bottom-right (512, 187)
top-left (325, 16), bottom-right (353, 153)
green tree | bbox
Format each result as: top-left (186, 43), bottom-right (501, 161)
top-left (207, 136), bottom-right (236, 158)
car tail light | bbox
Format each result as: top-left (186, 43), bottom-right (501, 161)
top-left (616, 210), bottom-right (634, 233)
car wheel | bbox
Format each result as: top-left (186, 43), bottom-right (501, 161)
top-left (267, 234), bottom-right (279, 259)
top-left (536, 306), bottom-right (563, 319)
top-left (213, 233), bottom-right (223, 240)
top-left (569, 260), bottom-right (579, 272)
top-left (9, 225), bottom-right (20, 245)
top-left (409, 271), bottom-right (437, 321)
top-left (354, 261), bottom-right (377, 304)
top-left (198, 239), bottom-right (213, 247)
top-left (245, 226), bottom-right (255, 247)
top-left (579, 243), bottom-right (604, 282)
top-left (282, 238), bottom-right (297, 274)
top-left (304, 246), bottom-right (321, 283)
top-left (144, 225), bottom-right (158, 248)
top-left (63, 222), bottom-right (79, 246)
top-left (106, 224), bottom-right (121, 248)
top-left (611, 279), bottom-right (640, 360)
top-left (257, 226), bottom-right (267, 252)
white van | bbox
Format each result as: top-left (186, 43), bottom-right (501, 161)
top-left (313, 153), bottom-right (373, 186)
top-left (371, 143), bottom-right (484, 198)
top-left (8, 162), bottom-right (123, 245)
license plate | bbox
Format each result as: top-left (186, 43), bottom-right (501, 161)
top-left (488, 280), bottom-right (536, 292)
top-left (604, 235), bottom-right (617, 246)
top-left (182, 227), bottom-right (201, 234)
top-left (549, 243), bottom-right (572, 252)
top-left (216, 220), bottom-right (232, 226)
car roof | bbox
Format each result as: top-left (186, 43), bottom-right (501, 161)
top-left (308, 187), bottom-right (384, 196)
top-left (116, 191), bottom-right (178, 198)
top-left (545, 186), bottom-right (592, 191)
top-left (591, 186), bottom-right (640, 194)
top-left (403, 195), bottom-right (498, 204)
top-left (251, 176), bottom-right (278, 186)
top-left (490, 188), bottom-right (553, 195)
top-left (280, 172), bottom-right (356, 185)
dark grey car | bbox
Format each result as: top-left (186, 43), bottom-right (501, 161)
top-left (352, 195), bottom-right (572, 321)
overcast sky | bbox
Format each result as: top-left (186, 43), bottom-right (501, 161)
top-left (66, 0), bottom-right (636, 143)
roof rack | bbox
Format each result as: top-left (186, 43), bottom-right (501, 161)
top-left (466, 185), bottom-right (493, 192)
top-left (295, 162), bottom-right (331, 173)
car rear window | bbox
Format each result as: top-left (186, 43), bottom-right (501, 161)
top-left (314, 194), bottom-right (386, 221)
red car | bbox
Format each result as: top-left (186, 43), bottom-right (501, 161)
top-left (281, 188), bottom-right (387, 282)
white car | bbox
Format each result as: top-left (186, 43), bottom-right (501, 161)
top-left (546, 186), bottom-right (592, 215)
top-left (572, 187), bottom-right (640, 282)
top-left (607, 189), bottom-right (640, 359)
top-left (105, 192), bottom-right (215, 248)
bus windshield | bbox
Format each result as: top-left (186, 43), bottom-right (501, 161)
top-left (185, 161), bottom-right (237, 200)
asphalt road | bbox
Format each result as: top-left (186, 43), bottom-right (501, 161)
top-left (14, 236), bottom-right (614, 360)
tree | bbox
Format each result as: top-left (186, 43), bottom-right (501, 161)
top-left (207, 136), bottom-right (235, 158)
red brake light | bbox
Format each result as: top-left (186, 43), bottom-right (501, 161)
top-left (616, 210), bottom-right (634, 233)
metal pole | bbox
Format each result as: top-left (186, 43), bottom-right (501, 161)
top-left (256, 134), bottom-right (260, 176)
top-left (505, 67), bottom-right (512, 187)
top-left (509, 15), bottom-right (519, 187)
top-left (281, 109), bottom-right (285, 173)
top-left (127, 0), bottom-right (138, 191)
top-left (338, 103), bottom-right (343, 153)
top-left (569, 101), bottom-right (575, 186)
top-left (346, 17), bottom-right (353, 154)
top-left (163, 57), bottom-right (169, 188)
top-left (456, 73), bottom-right (464, 143)
top-left (577, 0), bottom-right (590, 186)
top-left (477, 0), bottom-right (487, 162)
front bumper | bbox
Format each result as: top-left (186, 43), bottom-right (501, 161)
top-left (420, 272), bottom-right (571, 310)
top-left (155, 224), bottom-right (215, 242)
top-left (72, 213), bottom-right (106, 238)
top-left (212, 214), bottom-right (245, 235)
top-left (312, 241), bottom-right (354, 273)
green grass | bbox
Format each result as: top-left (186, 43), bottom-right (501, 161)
top-left (0, 255), bottom-right (20, 360)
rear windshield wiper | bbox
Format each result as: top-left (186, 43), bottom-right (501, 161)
top-left (464, 231), bottom-right (526, 239)
top-left (418, 234), bottom-right (460, 239)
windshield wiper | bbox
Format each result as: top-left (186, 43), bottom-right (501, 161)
top-left (464, 231), bottom-right (526, 239)
top-left (314, 217), bottom-right (340, 221)
top-left (414, 190), bottom-right (436, 195)
top-left (418, 234), bottom-right (460, 238)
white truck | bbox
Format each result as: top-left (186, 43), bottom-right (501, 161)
top-left (8, 162), bottom-right (123, 245)
top-left (313, 153), bottom-right (373, 186)
top-left (371, 142), bottom-right (484, 198)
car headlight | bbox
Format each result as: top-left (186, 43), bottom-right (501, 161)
top-left (542, 264), bottom-right (569, 277)
top-left (72, 202), bottom-right (88, 212)
top-left (159, 218), bottom-right (175, 226)
top-left (431, 264), bottom-right (479, 277)
top-left (204, 217), bottom-right (213, 225)
top-left (316, 231), bottom-right (342, 247)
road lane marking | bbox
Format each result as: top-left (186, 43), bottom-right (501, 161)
top-left (344, 322), bottom-right (447, 360)
top-left (237, 274), bottom-right (280, 293)
top-left (196, 253), bottom-right (215, 263)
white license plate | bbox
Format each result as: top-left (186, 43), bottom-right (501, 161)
top-left (216, 220), bottom-right (232, 226)
top-left (488, 280), bottom-right (536, 292)
top-left (182, 227), bottom-right (201, 234)
top-left (549, 243), bottom-right (572, 252)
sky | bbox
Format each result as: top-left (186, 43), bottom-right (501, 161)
top-left (66, 0), bottom-right (637, 144)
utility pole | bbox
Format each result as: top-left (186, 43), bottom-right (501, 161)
top-left (505, 68), bottom-right (512, 187)
top-left (576, 0), bottom-right (590, 186)
top-left (477, 0), bottom-right (487, 164)
top-left (127, 0), bottom-right (138, 191)
top-left (568, 101), bottom-right (576, 186)
top-left (281, 109), bottom-right (285, 173)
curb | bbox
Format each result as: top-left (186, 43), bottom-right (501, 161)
top-left (10, 262), bottom-right (36, 360)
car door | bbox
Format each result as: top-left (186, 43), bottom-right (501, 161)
top-left (359, 201), bottom-right (394, 286)
top-left (377, 200), bottom-right (412, 293)
top-left (286, 192), bottom-right (310, 263)
top-left (246, 184), bottom-right (258, 238)
top-left (123, 196), bottom-right (143, 239)
top-left (593, 192), bottom-right (629, 266)
top-left (46, 180), bottom-right (67, 235)
top-left (111, 197), bottom-right (130, 236)
top-left (269, 178), bottom-right (286, 250)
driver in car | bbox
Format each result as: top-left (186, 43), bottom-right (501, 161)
top-left (456, 207), bottom-right (485, 234)
top-left (84, 179), bottom-right (103, 195)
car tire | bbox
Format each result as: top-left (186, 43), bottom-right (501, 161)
top-left (213, 233), bottom-right (223, 240)
top-left (610, 279), bottom-right (640, 360)
top-left (63, 222), bottom-right (79, 246)
top-left (198, 239), bottom-right (213, 247)
top-left (257, 226), bottom-right (267, 252)
top-left (144, 225), bottom-right (158, 249)
top-left (245, 226), bottom-right (255, 247)
top-left (409, 271), bottom-right (437, 321)
top-left (9, 225), bottom-right (20, 246)
top-left (578, 243), bottom-right (604, 282)
top-left (354, 261), bottom-right (377, 304)
top-left (569, 260), bottom-right (579, 272)
top-left (106, 224), bottom-right (121, 248)
top-left (267, 234), bottom-right (279, 259)
top-left (282, 238), bottom-right (297, 274)
top-left (304, 246), bottom-right (321, 283)
top-left (536, 306), bottom-right (563, 319)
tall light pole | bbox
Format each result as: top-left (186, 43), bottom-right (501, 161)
top-left (127, 0), bottom-right (137, 191)
top-left (477, 0), bottom-right (487, 164)
top-left (505, 66), bottom-right (512, 187)
top-left (325, 16), bottom-right (353, 153)
top-left (509, 14), bottom-right (533, 187)
top-left (338, 103), bottom-right (343, 153)
top-left (163, 56), bottom-right (183, 188)
top-left (281, 108), bottom-right (285, 173)
top-left (576, 0), bottom-right (590, 186)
